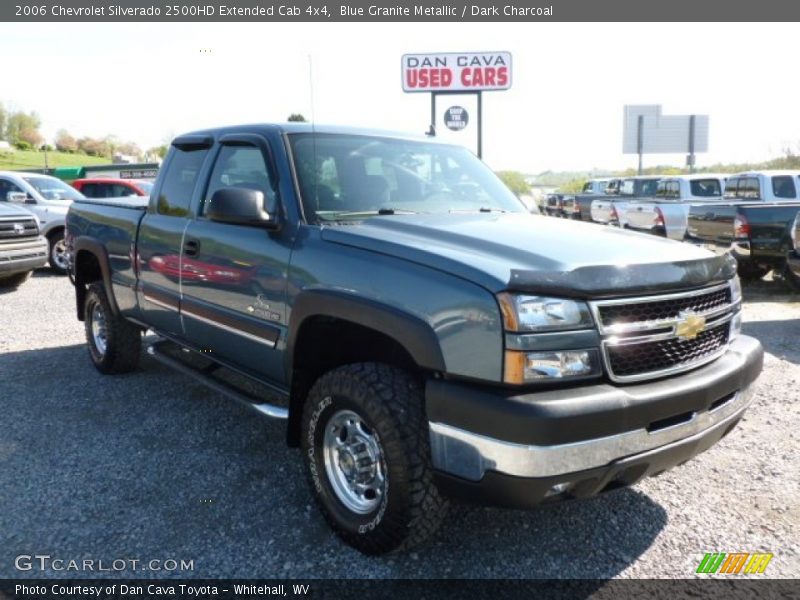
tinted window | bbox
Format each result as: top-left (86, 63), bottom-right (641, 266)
top-left (637, 179), bottom-right (660, 197)
top-left (203, 145), bottom-right (277, 216)
top-left (157, 147), bottom-right (209, 216)
top-left (655, 182), bottom-right (668, 198)
top-left (0, 178), bottom-right (25, 201)
top-left (23, 176), bottom-right (83, 201)
top-left (772, 176), bottom-right (796, 199)
top-left (690, 179), bottom-right (722, 197)
top-left (667, 181), bottom-right (680, 199)
top-left (741, 177), bottom-right (760, 199)
top-left (724, 178), bottom-right (740, 199)
top-left (112, 184), bottom-right (138, 197)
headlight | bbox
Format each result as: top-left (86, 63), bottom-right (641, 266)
top-left (729, 276), bottom-right (742, 305)
top-left (505, 349), bottom-right (602, 384)
top-left (497, 294), bottom-right (593, 332)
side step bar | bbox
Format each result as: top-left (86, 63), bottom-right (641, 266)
top-left (146, 342), bottom-right (288, 419)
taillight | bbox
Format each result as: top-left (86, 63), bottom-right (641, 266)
top-left (654, 207), bottom-right (665, 228)
top-left (734, 215), bottom-right (750, 238)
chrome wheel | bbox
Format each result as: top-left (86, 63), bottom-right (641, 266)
top-left (323, 408), bottom-right (386, 514)
top-left (51, 238), bottom-right (68, 270)
top-left (90, 303), bottom-right (108, 356)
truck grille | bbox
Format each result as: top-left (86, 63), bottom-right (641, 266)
top-left (606, 322), bottom-right (730, 378)
top-left (0, 218), bottom-right (38, 242)
top-left (590, 282), bottom-right (738, 382)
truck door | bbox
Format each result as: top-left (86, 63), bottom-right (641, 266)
top-left (136, 137), bottom-right (212, 337)
top-left (180, 134), bottom-right (291, 384)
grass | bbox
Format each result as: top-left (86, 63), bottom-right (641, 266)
top-left (0, 149), bottom-right (111, 171)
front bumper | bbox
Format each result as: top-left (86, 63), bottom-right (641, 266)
top-left (0, 237), bottom-right (49, 275)
top-left (427, 335), bottom-right (763, 507)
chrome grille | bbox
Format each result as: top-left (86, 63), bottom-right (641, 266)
top-left (590, 282), bottom-right (738, 383)
top-left (0, 218), bottom-right (38, 242)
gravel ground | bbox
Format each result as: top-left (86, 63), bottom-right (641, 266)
top-left (0, 269), bottom-right (798, 579)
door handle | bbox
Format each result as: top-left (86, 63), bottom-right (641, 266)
top-left (183, 239), bottom-right (200, 256)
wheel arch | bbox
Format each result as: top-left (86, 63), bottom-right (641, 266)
top-left (72, 236), bottom-right (119, 321)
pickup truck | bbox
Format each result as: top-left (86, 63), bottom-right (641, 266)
top-left (0, 202), bottom-right (48, 287)
top-left (0, 170), bottom-right (86, 274)
top-left (785, 211), bottom-right (800, 291)
top-left (685, 171), bottom-right (800, 280)
top-left (66, 123), bottom-right (763, 555)
top-left (622, 174), bottom-right (728, 240)
top-left (561, 178), bottom-right (622, 222)
top-left (590, 176), bottom-right (661, 225)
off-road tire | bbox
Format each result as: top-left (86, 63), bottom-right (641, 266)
top-left (84, 282), bottom-right (141, 374)
top-left (48, 229), bottom-right (68, 275)
top-left (301, 362), bottom-right (449, 555)
top-left (737, 262), bottom-right (770, 281)
top-left (0, 271), bottom-right (32, 288)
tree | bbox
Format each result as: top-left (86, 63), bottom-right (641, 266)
top-left (146, 145), bottom-right (168, 159)
top-left (495, 170), bottom-right (531, 196)
top-left (55, 129), bottom-right (78, 153)
top-left (5, 111), bottom-right (41, 146)
top-left (0, 103), bottom-right (6, 140)
top-left (287, 113), bottom-right (307, 122)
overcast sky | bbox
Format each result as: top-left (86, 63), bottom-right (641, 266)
top-left (1, 22), bottom-right (798, 173)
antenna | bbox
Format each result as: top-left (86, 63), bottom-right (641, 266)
top-left (308, 54), bottom-right (319, 213)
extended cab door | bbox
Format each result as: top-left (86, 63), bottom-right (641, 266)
top-left (179, 134), bottom-right (291, 384)
top-left (136, 136), bottom-right (212, 336)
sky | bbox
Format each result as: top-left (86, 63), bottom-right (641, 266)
top-left (1, 21), bottom-right (798, 173)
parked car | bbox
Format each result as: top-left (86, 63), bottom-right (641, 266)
top-left (785, 211), bottom-right (800, 291)
top-left (590, 176), bottom-right (661, 225)
top-left (0, 202), bottom-right (48, 288)
top-left (0, 171), bottom-right (85, 274)
top-left (544, 193), bottom-right (567, 217)
top-left (72, 178), bottom-right (154, 199)
top-left (561, 178), bottom-right (623, 222)
top-left (622, 174), bottom-right (728, 240)
top-left (685, 171), bottom-right (800, 280)
top-left (67, 123), bottom-right (762, 554)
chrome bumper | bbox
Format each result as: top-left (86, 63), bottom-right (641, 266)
top-left (429, 383), bottom-right (755, 482)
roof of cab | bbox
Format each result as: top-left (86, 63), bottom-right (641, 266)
top-left (731, 170), bottom-right (800, 178)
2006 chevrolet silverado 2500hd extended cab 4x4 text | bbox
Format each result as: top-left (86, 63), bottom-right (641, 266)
top-left (66, 124), bottom-right (764, 554)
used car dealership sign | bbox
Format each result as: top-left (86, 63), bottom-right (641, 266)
top-left (402, 52), bottom-right (512, 92)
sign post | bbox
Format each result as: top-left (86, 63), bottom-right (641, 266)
top-left (402, 51), bottom-right (512, 159)
top-left (623, 105), bottom-right (709, 173)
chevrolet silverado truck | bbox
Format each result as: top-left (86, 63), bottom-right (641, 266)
top-left (0, 202), bottom-right (48, 287)
top-left (685, 171), bottom-right (800, 280)
top-left (590, 176), bottom-right (661, 226)
top-left (622, 174), bottom-right (728, 240)
top-left (66, 124), bottom-right (764, 555)
top-left (561, 178), bottom-right (622, 222)
top-left (0, 171), bottom-right (86, 274)
top-left (785, 211), bottom-right (800, 291)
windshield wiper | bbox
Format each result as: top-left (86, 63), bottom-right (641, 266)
top-left (328, 208), bottom-right (421, 218)
top-left (449, 207), bottom-right (507, 213)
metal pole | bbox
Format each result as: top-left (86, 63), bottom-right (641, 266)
top-left (429, 93), bottom-right (436, 136)
top-left (477, 91), bottom-right (483, 159)
top-left (688, 114), bottom-right (696, 174)
top-left (637, 115), bottom-right (643, 175)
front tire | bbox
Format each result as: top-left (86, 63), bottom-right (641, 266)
top-left (301, 363), bottom-right (448, 554)
top-left (48, 229), bottom-right (68, 275)
top-left (84, 282), bottom-right (141, 373)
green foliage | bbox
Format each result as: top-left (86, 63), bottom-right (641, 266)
top-left (5, 110), bottom-right (42, 146)
top-left (14, 141), bottom-right (32, 151)
top-left (558, 179), bottom-right (588, 194)
top-left (0, 148), bottom-right (110, 171)
top-left (288, 113), bottom-right (307, 122)
top-left (495, 170), bottom-right (531, 196)
top-left (147, 145), bottom-right (169, 159)
top-left (55, 129), bottom-right (78, 153)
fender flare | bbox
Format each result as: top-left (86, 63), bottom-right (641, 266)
top-left (286, 288), bottom-right (447, 380)
top-left (72, 236), bottom-right (119, 320)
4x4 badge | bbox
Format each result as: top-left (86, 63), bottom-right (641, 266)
top-left (675, 311), bottom-right (706, 340)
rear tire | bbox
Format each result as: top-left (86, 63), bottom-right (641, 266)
top-left (301, 363), bottom-right (448, 554)
top-left (48, 229), bottom-right (68, 275)
top-left (0, 271), bottom-right (32, 288)
top-left (84, 282), bottom-right (141, 373)
top-left (737, 262), bottom-right (770, 281)
top-left (783, 263), bottom-right (800, 292)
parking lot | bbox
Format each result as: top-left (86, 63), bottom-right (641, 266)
top-left (1, 269), bottom-right (798, 579)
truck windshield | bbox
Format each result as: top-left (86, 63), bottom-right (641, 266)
top-left (289, 133), bottom-right (525, 221)
top-left (23, 176), bottom-right (84, 202)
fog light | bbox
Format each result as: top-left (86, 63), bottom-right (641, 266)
top-left (504, 349), bottom-right (601, 383)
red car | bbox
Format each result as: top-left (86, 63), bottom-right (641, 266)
top-left (71, 178), bottom-right (153, 198)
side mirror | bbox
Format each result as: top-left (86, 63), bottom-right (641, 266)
top-left (206, 187), bottom-right (278, 229)
top-left (7, 192), bottom-right (27, 203)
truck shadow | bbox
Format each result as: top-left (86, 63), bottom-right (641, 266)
top-left (0, 343), bottom-right (665, 581)
top-left (742, 319), bottom-right (800, 365)
top-left (741, 276), bottom-right (799, 303)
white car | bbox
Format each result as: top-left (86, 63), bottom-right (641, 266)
top-left (590, 176), bottom-right (661, 226)
top-left (0, 171), bottom-right (86, 274)
top-left (622, 174), bottom-right (728, 240)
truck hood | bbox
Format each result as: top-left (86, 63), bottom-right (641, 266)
top-left (321, 213), bottom-right (736, 297)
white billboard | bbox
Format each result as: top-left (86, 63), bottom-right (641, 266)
top-left (401, 51), bottom-right (512, 92)
top-left (623, 105), bottom-right (709, 154)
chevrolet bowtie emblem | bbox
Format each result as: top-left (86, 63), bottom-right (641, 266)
top-left (675, 312), bottom-right (706, 340)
